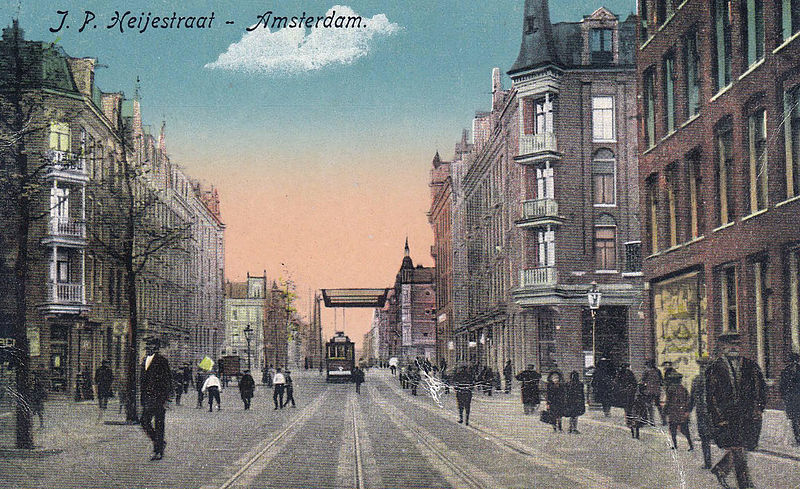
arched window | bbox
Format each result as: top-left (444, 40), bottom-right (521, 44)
top-left (593, 149), bottom-right (616, 206)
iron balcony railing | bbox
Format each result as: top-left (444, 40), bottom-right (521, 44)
top-left (49, 217), bottom-right (86, 239)
top-left (521, 198), bottom-right (558, 221)
top-left (520, 266), bottom-right (557, 287)
top-left (519, 132), bottom-right (557, 156)
top-left (47, 282), bottom-right (85, 304)
top-left (47, 150), bottom-right (87, 174)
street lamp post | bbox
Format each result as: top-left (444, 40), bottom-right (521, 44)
top-left (587, 281), bottom-right (602, 367)
top-left (244, 324), bottom-right (253, 371)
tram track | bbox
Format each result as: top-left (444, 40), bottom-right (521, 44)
top-left (205, 389), bottom-right (330, 489)
top-left (366, 383), bottom-right (494, 489)
top-left (351, 396), bottom-right (365, 489)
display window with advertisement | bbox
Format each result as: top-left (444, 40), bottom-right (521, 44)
top-left (652, 270), bottom-right (707, 383)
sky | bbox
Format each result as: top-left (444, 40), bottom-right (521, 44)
top-left (4, 0), bottom-right (638, 346)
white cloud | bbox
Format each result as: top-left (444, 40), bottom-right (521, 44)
top-left (205, 5), bottom-right (400, 75)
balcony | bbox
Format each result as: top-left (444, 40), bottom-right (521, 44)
top-left (41, 217), bottom-right (86, 247)
top-left (515, 198), bottom-right (563, 227)
top-left (39, 282), bottom-right (89, 315)
top-left (520, 267), bottom-right (558, 287)
top-left (515, 132), bottom-right (561, 164)
top-left (44, 150), bottom-right (88, 184)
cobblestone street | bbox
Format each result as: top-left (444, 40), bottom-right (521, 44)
top-left (2, 370), bottom-right (799, 488)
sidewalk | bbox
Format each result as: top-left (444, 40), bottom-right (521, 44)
top-left (371, 367), bottom-right (800, 460)
top-left (468, 384), bottom-right (800, 461)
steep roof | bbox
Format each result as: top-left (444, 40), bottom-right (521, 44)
top-left (508, 0), bottom-right (560, 74)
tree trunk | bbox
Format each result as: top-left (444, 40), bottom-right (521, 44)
top-left (124, 258), bottom-right (138, 423)
top-left (13, 147), bottom-right (33, 449)
top-left (10, 23), bottom-right (33, 449)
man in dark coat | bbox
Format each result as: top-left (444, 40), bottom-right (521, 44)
top-left (706, 343), bottom-right (766, 489)
top-left (239, 370), bottom-right (255, 410)
top-left (453, 365), bottom-right (475, 425)
top-left (283, 370), bottom-right (296, 407)
top-left (515, 365), bottom-right (541, 415)
top-left (140, 341), bottom-right (173, 460)
top-left (352, 366), bottom-right (365, 394)
top-left (690, 360), bottom-right (713, 469)
top-left (95, 360), bottom-right (114, 414)
top-left (642, 358), bottom-right (665, 425)
top-left (546, 371), bottom-right (566, 432)
top-left (780, 352), bottom-right (800, 445)
top-left (614, 363), bottom-right (637, 411)
top-left (592, 357), bottom-right (616, 416)
top-left (503, 360), bottom-right (513, 394)
top-left (182, 364), bottom-right (192, 394)
top-left (195, 369), bottom-right (206, 409)
top-left (564, 371), bottom-right (585, 434)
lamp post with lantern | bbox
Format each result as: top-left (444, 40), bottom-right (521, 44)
top-left (244, 324), bottom-right (253, 371)
top-left (588, 282), bottom-right (602, 367)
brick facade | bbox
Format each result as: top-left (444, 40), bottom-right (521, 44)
top-left (638, 0), bottom-right (800, 396)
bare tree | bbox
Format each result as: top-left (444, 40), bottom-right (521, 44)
top-left (88, 111), bottom-right (190, 423)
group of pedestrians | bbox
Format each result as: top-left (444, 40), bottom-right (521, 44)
top-left (394, 340), bottom-right (800, 489)
top-left (133, 340), bottom-right (303, 462)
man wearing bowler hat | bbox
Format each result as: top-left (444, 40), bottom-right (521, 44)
top-left (140, 338), bottom-right (173, 461)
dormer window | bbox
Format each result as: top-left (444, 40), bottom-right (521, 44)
top-left (525, 15), bottom-right (538, 35)
top-left (590, 28), bottom-right (613, 64)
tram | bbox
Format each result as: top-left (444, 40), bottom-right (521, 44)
top-left (325, 332), bottom-right (355, 382)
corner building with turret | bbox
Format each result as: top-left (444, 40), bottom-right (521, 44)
top-left (446, 0), bottom-right (646, 381)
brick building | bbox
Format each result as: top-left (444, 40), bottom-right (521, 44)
top-left (637, 0), bottom-right (800, 388)
top-left (428, 151), bottom-right (455, 367)
top-left (450, 0), bottom-right (646, 379)
top-left (0, 23), bottom-right (225, 395)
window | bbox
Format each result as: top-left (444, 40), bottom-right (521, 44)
top-left (742, 0), bottom-right (764, 67)
top-left (784, 86), bottom-right (800, 198)
top-left (536, 163), bottom-right (554, 199)
top-left (592, 96), bottom-right (615, 141)
top-left (721, 265), bottom-right (738, 333)
top-left (640, 0), bottom-right (650, 41)
top-left (687, 154), bottom-right (704, 238)
top-left (537, 227), bottom-right (555, 267)
top-left (663, 54), bottom-right (677, 134)
top-left (87, 255), bottom-right (94, 301)
top-left (752, 259), bottom-right (769, 375)
top-left (595, 227), bottom-right (617, 270)
top-left (684, 29), bottom-right (701, 119)
top-left (716, 119), bottom-right (735, 225)
top-left (50, 187), bottom-right (69, 220)
top-left (108, 269), bottom-right (115, 306)
top-left (643, 68), bottom-right (656, 148)
top-left (56, 255), bottom-right (70, 283)
top-left (713, 0), bottom-right (732, 91)
top-left (593, 149), bottom-right (616, 205)
top-left (790, 249), bottom-right (800, 353)
top-left (647, 175), bottom-right (659, 253)
top-left (534, 96), bottom-right (554, 134)
top-left (590, 28), bottom-right (613, 64)
top-left (665, 164), bottom-right (679, 247)
top-left (49, 122), bottom-right (70, 152)
top-left (748, 109), bottom-right (768, 212)
top-left (656, 0), bottom-right (669, 25)
top-left (782, 0), bottom-right (800, 40)
top-left (625, 242), bottom-right (642, 272)
top-left (522, 95), bottom-right (555, 135)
